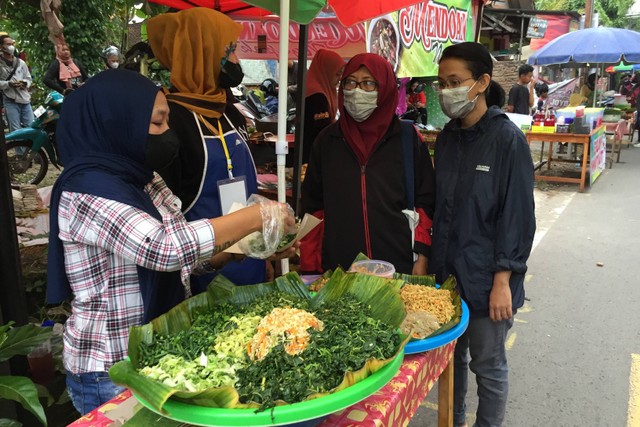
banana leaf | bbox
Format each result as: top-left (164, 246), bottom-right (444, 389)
top-left (110, 270), bottom-right (407, 415)
top-left (346, 254), bottom-right (462, 339)
top-left (312, 267), bottom-right (406, 327)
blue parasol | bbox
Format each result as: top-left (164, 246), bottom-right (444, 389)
top-left (528, 27), bottom-right (640, 66)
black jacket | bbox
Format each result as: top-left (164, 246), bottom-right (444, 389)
top-left (302, 117), bottom-right (435, 274)
top-left (429, 106), bottom-right (536, 318)
top-left (302, 93), bottom-right (333, 164)
top-left (43, 58), bottom-right (89, 94)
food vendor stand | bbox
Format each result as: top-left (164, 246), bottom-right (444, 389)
top-left (67, 273), bottom-right (470, 427)
top-left (526, 125), bottom-right (606, 192)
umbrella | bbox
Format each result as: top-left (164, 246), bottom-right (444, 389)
top-left (528, 27), bottom-right (640, 66)
top-left (148, 0), bottom-right (421, 26)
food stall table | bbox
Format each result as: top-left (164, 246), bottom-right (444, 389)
top-left (67, 342), bottom-right (456, 427)
top-left (526, 126), bottom-right (606, 193)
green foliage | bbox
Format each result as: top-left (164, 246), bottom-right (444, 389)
top-left (0, 322), bottom-right (52, 426)
top-left (0, 0), bottom-right (130, 105)
top-left (536, 0), bottom-right (639, 29)
top-left (0, 322), bottom-right (52, 362)
top-left (0, 376), bottom-right (47, 426)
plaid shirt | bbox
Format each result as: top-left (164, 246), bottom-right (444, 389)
top-left (58, 173), bottom-right (215, 374)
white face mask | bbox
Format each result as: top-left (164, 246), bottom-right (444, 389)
top-left (343, 88), bottom-right (378, 122)
top-left (109, 61), bottom-right (120, 69)
top-left (438, 80), bottom-right (479, 119)
top-left (3, 45), bottom-right (15, 56)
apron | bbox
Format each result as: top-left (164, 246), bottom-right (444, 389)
top-left (186, 113), bottom-right (266, 293)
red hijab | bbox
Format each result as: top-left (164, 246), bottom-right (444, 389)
top-left (306, 49), bottom-right (344, 122)
top-left (338, 53), bottom-right (398, 165)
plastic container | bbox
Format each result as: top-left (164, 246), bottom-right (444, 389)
top-left (27, 340), bottom-right (54, 384)
top-left (556, 107), bottom-right (576, 123)
top-left (614, 94), bottom-right (627, 106)
top-left (349, 260), bottom-right (396, 278)
top-left (585, 108), bottom-right (604, 129)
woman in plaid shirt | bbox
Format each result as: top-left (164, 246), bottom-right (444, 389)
top-left (46, 69), bottom-right (294, 415)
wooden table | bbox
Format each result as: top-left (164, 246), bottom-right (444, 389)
top-left (67, 343), bottom-right (457, 427)
top-left (526, 126), bottom-right (606, 193)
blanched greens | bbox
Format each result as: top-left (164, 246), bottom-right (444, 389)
top-left (136, 292), bottom-right (399, 410)
top-left (236, 296), bottom-right (400, 409)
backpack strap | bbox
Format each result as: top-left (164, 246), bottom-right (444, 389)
top-left (4, 59), bottom-right (19, 83)
top-left (400, 119), bottom-right (415, 210)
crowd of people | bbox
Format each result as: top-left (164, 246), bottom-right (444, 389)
top-left (0, 9), bottom-right (537, 427)
top-left (0, 33), bottom-right (122, 132)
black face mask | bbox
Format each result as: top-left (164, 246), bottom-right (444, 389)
top-left (219, 61), bottom-right (244, 88)
top-left (144, 129), bottom-right (180, 171)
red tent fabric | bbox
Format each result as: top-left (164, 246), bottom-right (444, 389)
top-left (147, 0), bottom-right (426, 27)
top-left (147, 0), bottom-right (273, 17)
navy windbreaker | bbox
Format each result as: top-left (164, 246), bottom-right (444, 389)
top-left (429, 106), bottom-right (536, 318)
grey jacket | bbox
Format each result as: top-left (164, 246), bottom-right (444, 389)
top-left (0, 57), bottom-right (32, 104)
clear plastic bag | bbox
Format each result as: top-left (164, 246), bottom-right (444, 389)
top-left (237, 194), bottom-right (295, 259)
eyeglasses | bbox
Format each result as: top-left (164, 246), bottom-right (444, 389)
top-left (432, 77), bottom-right (475, 92)
top-left (342, 79), bottom-right (378, 92)
top-left (220, 42), bottom-right (237, 66)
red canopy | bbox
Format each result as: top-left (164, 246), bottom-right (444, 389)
top-left (147, 0), bottom-right (425, 27)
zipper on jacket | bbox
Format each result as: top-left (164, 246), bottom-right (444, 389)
top-left (360, 164), bottom-right (373, 258)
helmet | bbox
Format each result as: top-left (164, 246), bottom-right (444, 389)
top-left (102, 45), bottom-right (120, 60)
top-left (260, 78), bottom-right (278, 97)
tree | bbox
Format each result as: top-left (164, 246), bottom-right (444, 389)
top-left (0, 0), bottom-right (129, 103)
top-left (536, 0), bottom-right (639, 29)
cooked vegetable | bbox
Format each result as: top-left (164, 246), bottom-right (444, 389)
top-left (277, 233), bottom-right (297, 251)
top-left (236, 296), bottom-right (400, 409)
top-left (135, 292), bottom-right (399, 411)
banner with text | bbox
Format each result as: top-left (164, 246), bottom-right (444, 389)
top-left (236, 17), bottom-right (365, 60)
top-left (365, 0), bottom-right (474, 78)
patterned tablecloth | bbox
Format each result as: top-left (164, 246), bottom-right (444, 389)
top-left (67, 341), bottom-right (456, 427)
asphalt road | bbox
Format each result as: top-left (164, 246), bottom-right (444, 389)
top-left (409, 144), bottom-right (640, 427)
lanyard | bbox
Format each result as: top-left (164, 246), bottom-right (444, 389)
top-left (198, 114), bottom-right (234, 179)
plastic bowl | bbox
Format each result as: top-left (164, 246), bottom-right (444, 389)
top-left (349, 260), bottom-right (396, 278)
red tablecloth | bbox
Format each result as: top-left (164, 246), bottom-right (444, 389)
top-left (67, 342), bottom-right (455, 427)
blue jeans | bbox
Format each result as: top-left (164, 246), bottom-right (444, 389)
top-left (66, 371), bottom-right (126, 415)
top-left (453, 315), bottom-right (514, 427)
top-left (4, 97), bottom-right (34, 132)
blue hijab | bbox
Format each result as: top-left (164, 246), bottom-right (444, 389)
top-left (47, 70), bottom-right (182, 321)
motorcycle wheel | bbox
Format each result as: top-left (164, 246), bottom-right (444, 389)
top-left (6, 140), bottom-right (49, 186)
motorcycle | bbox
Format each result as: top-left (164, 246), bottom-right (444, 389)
top-left (5, 91), bottom-right (64, 186)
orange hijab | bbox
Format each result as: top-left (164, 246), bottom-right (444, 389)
top-left (147, 8), bottom-right (242, 119)
top-left (306, 49), bottom-right (344, 121)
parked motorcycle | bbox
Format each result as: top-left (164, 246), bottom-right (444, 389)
top-left (5, 91), bottom-right (63, 186)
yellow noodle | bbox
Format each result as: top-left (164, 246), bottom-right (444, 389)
top-left (400, 284), bottom-right (455, 324)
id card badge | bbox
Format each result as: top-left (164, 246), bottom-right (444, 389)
top-left (218, 176), bottom-right (248, 215)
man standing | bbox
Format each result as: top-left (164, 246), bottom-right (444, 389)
top-left (507, 64), bottom-right (535, 115)
top-left (0, 35), bottom-right (34, 131)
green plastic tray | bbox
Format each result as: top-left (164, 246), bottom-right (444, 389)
top-left (133, 350), bottom-right (404, 427)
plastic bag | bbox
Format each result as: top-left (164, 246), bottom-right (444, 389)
top-left (237, 194), bottom-right (295, 259)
